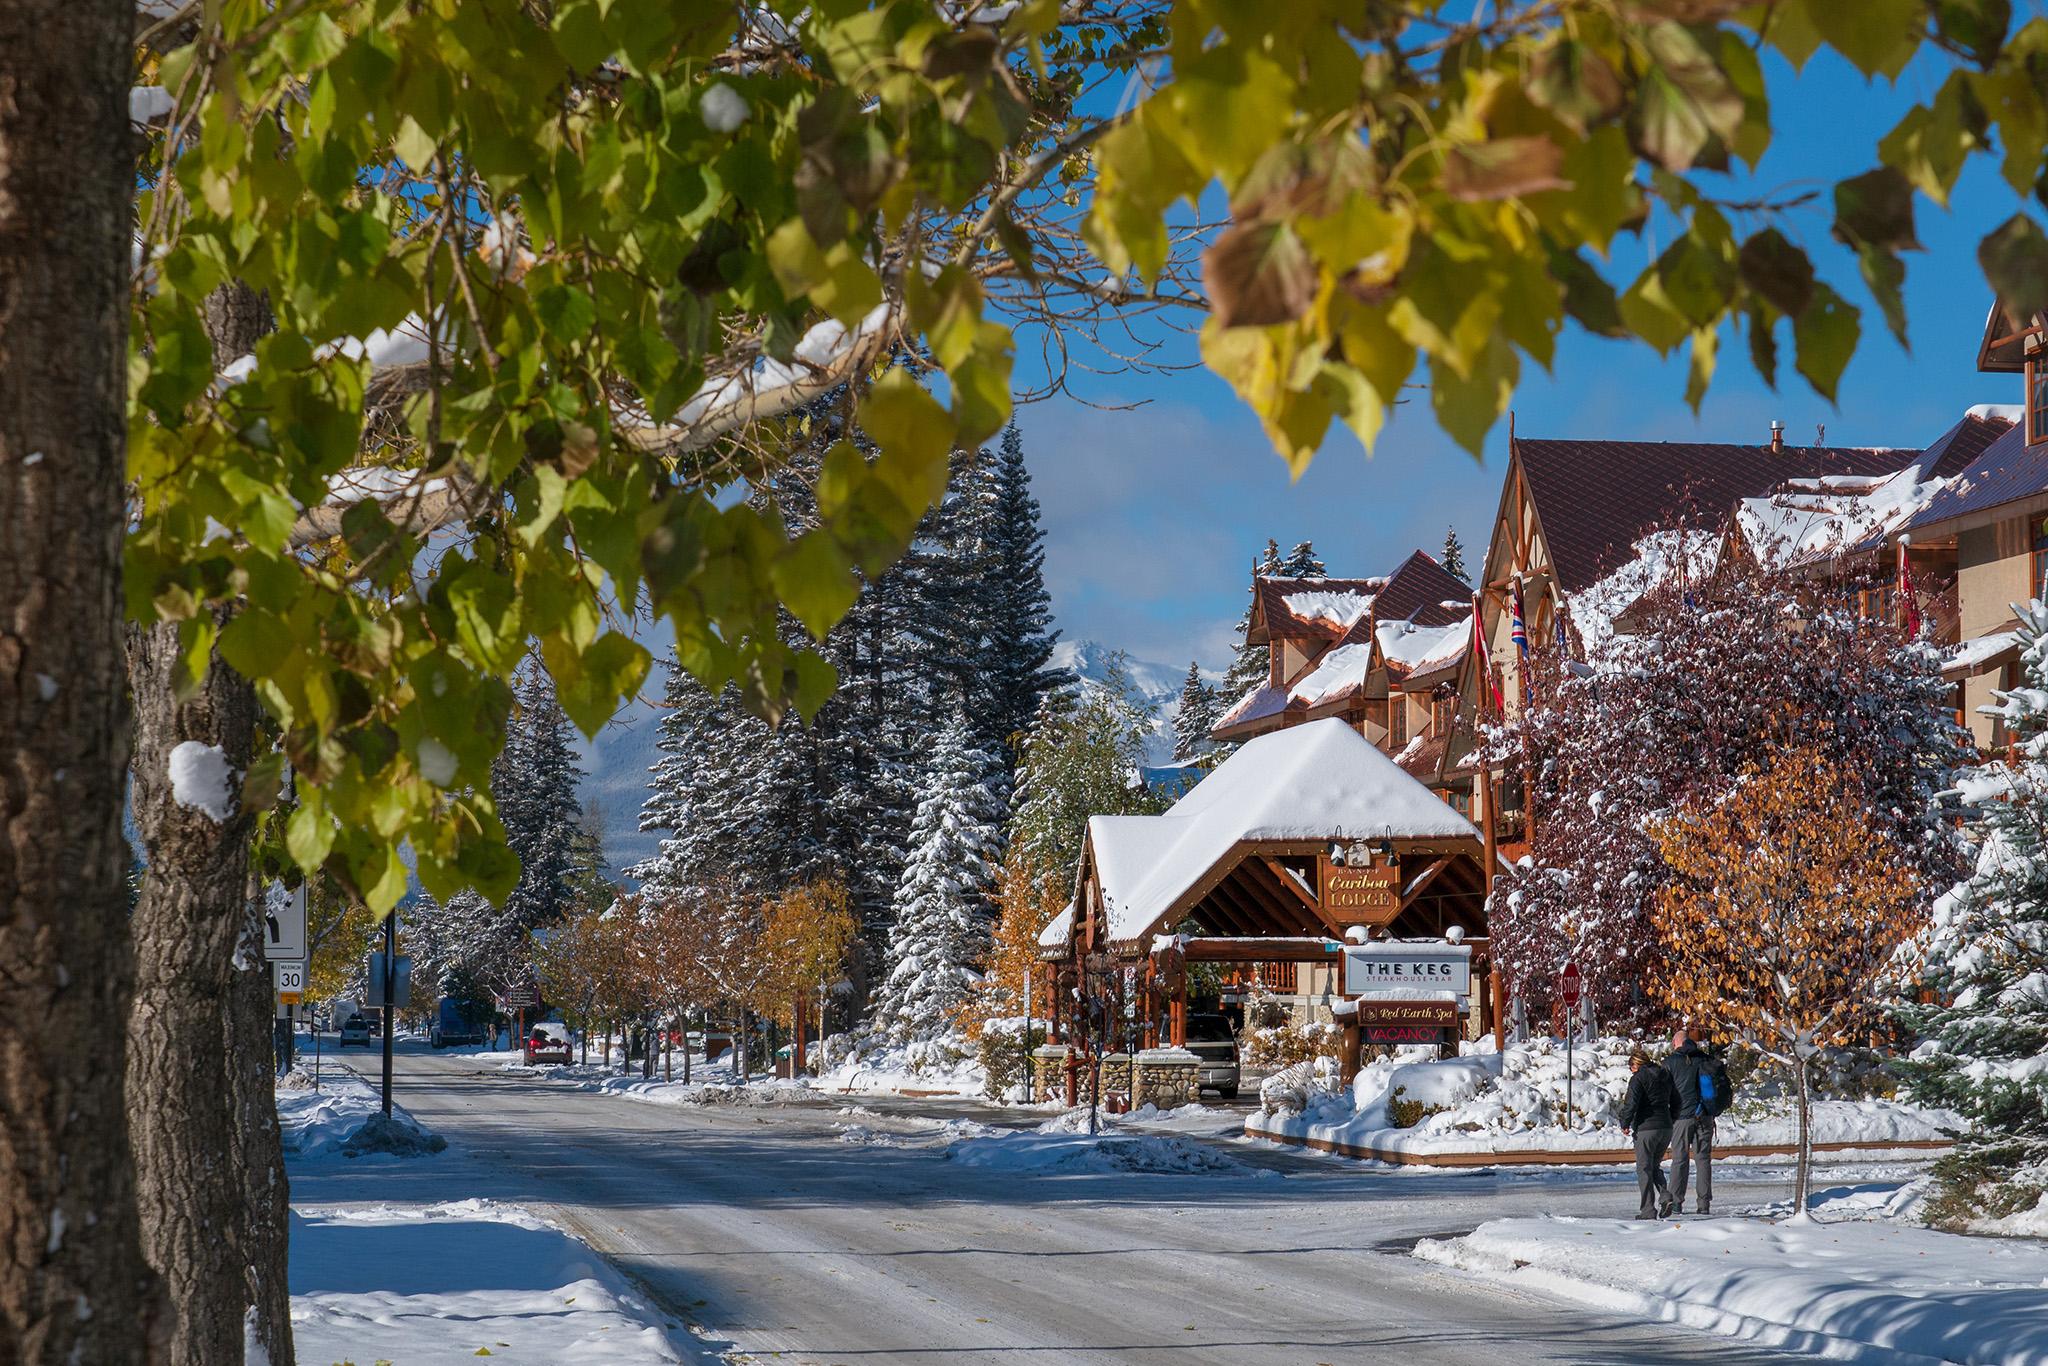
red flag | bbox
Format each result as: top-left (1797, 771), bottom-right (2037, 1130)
top-left (1897, 538), bottom-right (1922, 637)
top-left (1471, 593), bottom-right (1503, 714)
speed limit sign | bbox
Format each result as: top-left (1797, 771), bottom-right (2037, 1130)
top-left (274, 960), bottom-right (306, 1004)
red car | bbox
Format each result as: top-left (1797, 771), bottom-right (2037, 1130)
top-left (522, 1023), bottom-right (572, 1065)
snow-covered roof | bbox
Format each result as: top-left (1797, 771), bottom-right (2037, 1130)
top-left (1086, 719), bottom-right (1479, 945)
top-left (1037, 904), bottom-right (1074, 950)
top-left (1735, 460), bottom-right (1944, 572)
top-left (1944, 629), bottom-right (2023, 680)
top-left (1213, 683), bottom-right (1288, 733)
top-left (1566, 529), bottom-right (1720, 652)
top-left (1375, 616), bottom-right (1469, 678)
top-left (1281, 588), bottom-right (1375, 632)
top-left (1288, 641), bottom-right (1375, 708)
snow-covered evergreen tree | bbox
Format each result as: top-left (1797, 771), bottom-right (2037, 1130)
top-left (1441, 526), bottom-right (1469, 582)
top-left (1008, 656), bottom-right (1164, 902)
top-left (496, 665), bottom-right (587, 933)
top-left (976, 423), bottom-right (1069, 773)
top-left (1898, 602), bottom-right (2048, 1229)
top-left (1172, 660), bottom-right (1219, 762)
top-left (1217, 539), bottom-right (1285, 735)
top-left (1278, 539), bottom-right (1325, 578)
top-left (874, 717), bottom-right (1007, 1041)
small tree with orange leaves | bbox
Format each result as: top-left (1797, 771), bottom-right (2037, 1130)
top-left (1649, 744), bottom-right (1921, 1218)
top-left (958, 851), bottom-right (1065, 1042)
top-left (755, 879), bottom-right (860, 1059)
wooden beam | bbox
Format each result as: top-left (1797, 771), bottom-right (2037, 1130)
top-left (1179, 937), bottom-right (1346, 963)
top-left (1253, 856), bottom-right (1345, 937)
top-left (1397, 855), bottom-right (1456, 911)
top-left (1213, 877), bottom-right (1292, 937)
top-left (1233, 863), bottom-right (1324, 937)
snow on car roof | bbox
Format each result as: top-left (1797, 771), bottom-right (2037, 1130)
top-left (1086, 718), bottom-right (1478, 945)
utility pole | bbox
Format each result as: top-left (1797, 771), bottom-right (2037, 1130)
top-left (380, 911), bottom-right (396, 1118)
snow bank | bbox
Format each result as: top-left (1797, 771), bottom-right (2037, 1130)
top-left (291, 1199), bottom-right (688, 1364)
top-left (818, 1035), bottom-right (987, 1096)
top-left (1249, 1037), bottom-right (1961, 1161)
top-left (946, 1127), bottom-right (1267, 1177)
top-left (1416, 1214), bottom-right (2048, 1366)
top-left (277, 1067), bottom-right (444, 1161)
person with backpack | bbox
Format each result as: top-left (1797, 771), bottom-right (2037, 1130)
top-left (1617, 1047), bottom-right (1678, 1219)
top-left (1664, 1027), bottom-right (1732, 1215)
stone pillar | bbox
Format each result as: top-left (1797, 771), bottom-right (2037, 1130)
top-left (1031, 1044), bottom-right (1071, 1104)
top-left (1100, 1052), bottom-right (1133, 1112)
top-left (1133, 1046), bottom-right (1200, 1110)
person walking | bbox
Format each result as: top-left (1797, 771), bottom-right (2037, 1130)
top-left (1617, 1046), bottom-right (1677, 1219)
top-left (1664, 1028), bottom-right (1729, 1215)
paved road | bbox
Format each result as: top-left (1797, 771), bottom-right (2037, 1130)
top-left (296, 1045), bottom-right (1816, 1365)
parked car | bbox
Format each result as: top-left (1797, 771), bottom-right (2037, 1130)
top-left (338, 1015), bottom-right (373, 1049)
top-left (429, 997), bottom-right (487, 1049)
top-left (523, 1022), bottom-right (573, 1066)
top-left (1184, 1012), bottom-right (1240, 1099)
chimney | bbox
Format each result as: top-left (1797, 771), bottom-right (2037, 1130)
top-left (1769, 419), bottom-right (1784, 454)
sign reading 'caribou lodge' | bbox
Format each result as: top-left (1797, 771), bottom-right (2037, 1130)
top-left (1319, 859), bottom-right (1400, 924)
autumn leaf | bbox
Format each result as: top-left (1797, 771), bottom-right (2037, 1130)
top-left (1441, 138), bottom-right (1571, 202)
top-left (1202, 220), bottom-right (1318, 329)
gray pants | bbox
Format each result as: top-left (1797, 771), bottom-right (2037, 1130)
top-left (1670, 1114), bottom-right (1713, 1210)
top-left (1633, 1126), bottom-right (1672, 1217)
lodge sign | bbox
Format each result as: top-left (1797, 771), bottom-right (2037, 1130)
top-left (1343, 943), bottom-right (1473, 997)
top-left (1319, 859), bottom-right (1400, 925)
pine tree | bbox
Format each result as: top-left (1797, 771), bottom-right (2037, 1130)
top-left (1898, 603), bottom-right (2048, 1230)
top-left (1172, 660), bottom-right (1219, 762)
top-left (1278, 539), bottom-right (1325, 578)
top-left (978, 422), bottom-right (1070, 774)
top-left (874, 717), bottom-right (1007, 1042)
top-left (1218, 539), bottom-right (1284, 730)
top-left (496, 665), bottom-right (587, 933)
top-left (1442, 526), bottom-right (1470, 582)
top-left (1008, 656), bottom-right (1164, 903)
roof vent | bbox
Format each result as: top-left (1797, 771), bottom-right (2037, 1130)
top-left (1770, 419), bottom-right (1784, 454)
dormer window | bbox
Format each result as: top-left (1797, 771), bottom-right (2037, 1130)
top-left (2030, 355), bottom-right (2048, 445)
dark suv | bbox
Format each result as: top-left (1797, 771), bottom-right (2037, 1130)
top-left (1185, 1012), bottom-right (1240, 1099)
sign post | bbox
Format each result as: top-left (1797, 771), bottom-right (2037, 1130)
top-left (1559, 961), bottom-right (1583, 1129)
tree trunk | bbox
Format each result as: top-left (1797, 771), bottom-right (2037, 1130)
top-left (125, 618), bottom-right (260, 1365)
top-left (0, 3), bottom-right (169, 1358)
top-left (682, 1008), bottom-right (691, 1084)
top-left (1793, 1057), bottom-right (1812, 1219)
top-left (663, 1018), bottom-right (672, 1083)
top-left (226, 871), bottom-right (292, 1366)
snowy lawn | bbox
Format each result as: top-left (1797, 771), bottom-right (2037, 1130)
top-left (283, 1072), bottom-right (693, 1363)
top-left (1415, 1207), bottom-right (2048, 1366)
top-left (942, 1106), bottom-right (1278, 1177)
top-left (493, 1053), bottom-right (820, 1108)
top-left (1251, 1037), bottom-right (1961, 1162)
top-left (817, 1036), bottom-right (987, 1096)
top-left (290, 1199), bottom-right (688, 1365)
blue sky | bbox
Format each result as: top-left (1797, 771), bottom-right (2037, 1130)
top-left (1016, 42), bottom-right (2039, 672)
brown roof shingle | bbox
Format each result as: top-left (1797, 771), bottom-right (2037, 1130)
top-left (1515, 436), bottom-right (1918, 594)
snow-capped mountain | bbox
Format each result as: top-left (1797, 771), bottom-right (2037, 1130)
top-left (1050, 639), bottom-right (1224, 766)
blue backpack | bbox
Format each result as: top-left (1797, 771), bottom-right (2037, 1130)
top-left (1698, 1054), bottom-right (1733, 1116)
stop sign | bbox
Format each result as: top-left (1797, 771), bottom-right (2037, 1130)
top-left (1560, 961), bottom-right (1583, 1007)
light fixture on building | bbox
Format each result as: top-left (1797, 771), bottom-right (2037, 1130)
top-left (1328, 841), bottom-right (1349, 866)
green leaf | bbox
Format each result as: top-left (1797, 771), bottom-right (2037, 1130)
top-left (286, 794), bottom-right (335, 873)
top-left (242, 751), bottom-right (287, 816)
top-left (1528, 39), bottom-right (1624, 134)
top-left (1684, 325), bottom-right (1718, 412)
top-left (1792, 283), bottom-right (1861, 402)
top-left (1736, 229), bottom-right (1815, 317)
top-left (859, 370), bottom-right (956, 526)
top-left (517, 467), bottom-right (567, 548)
top-left (534, 285), bottom-right (597, 343)
top-left (1855, 242), bottom-right (1910, 347)
top-left (1746, 301), bottom-right (1780, 390)
top-left (1631, 24), bottom-right (1745, 172)
top-left (1833, 167), bottom-right (1921, 253)
top-left (1428, 336), bottom-right (1517, 457)
top-left (1202, 221), bottom-right (1316, 329)
top-left (773, 530), bottom-right (860, 641)
top-left (1809, 0), bottom-right (1924, 78)
top-left (1978, 214), bottom-right (2048, 323)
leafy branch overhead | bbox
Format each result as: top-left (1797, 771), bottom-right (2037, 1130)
top-left (1088, 0), bottom-right (2048, 466)
top-left (129, 0), bottom-right (2046, 914)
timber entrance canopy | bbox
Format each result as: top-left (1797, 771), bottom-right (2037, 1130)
top-left (1067, 718), bottom-right (1488, 958)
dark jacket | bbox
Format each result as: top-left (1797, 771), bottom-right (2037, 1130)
top-left (1617, 1062), bottom-right (1677, 1130)
top-left (1665, 1041), bottom-right (1709, 1118)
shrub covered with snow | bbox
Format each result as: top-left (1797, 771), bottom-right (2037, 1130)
top-left (975, 1016), bottom-right (1048, 1101)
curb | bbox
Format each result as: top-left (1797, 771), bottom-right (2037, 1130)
top-left (1243, 1121), bottom-right (1950, 1167)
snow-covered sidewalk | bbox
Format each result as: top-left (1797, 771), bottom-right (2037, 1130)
top-left (283, 1069), bottom-right (697, 1362)
top-left (1416, 1211), bottom-right (2048, 1365)
top-left (291, 1199), bottom-right (689, 1364)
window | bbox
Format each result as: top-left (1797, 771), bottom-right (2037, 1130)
top-left (1431, 693), bottom-right (1455, 737)
top-left (1389, 696), bottom-right (1408, 747)
top-left (2032, 528), bottom-right (2048, 604)
top-left (2031, 358), bottom-right (2048, 445)
top-left (1856, 580), bottom-right (1895, 624)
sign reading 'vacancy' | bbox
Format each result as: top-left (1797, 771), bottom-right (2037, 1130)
top-left (1320, 859), bottom-right (1400, 924)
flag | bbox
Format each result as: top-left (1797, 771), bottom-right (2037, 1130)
top-left (1898, 539), bottom-right (1922, 637)
top-left (1554, 606), bottom-right (1570, 659)
top-left (1510, 579), bottom-right (1530, 659)
top-left (1471, 594), bottom-right (1503, 713)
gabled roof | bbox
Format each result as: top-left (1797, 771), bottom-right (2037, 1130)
top-left (1085, 719), bottom-right (1479, 945)
top-left (1514, 436), bottom-right (1919, 595)
top-left (1249, 576), bottom-right (1386, 644)
top-left (1369, 550), bottom-right (1470, 627)
top-left (1979, 301), bottom-right (2041, 374)
top-left (1902, 420), bottom-right (2048, 539)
